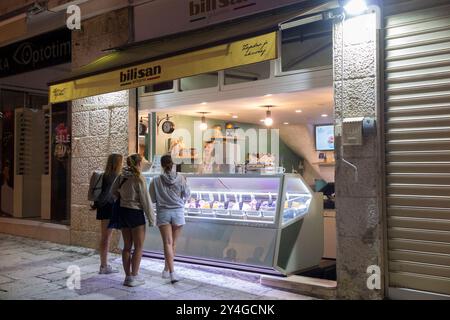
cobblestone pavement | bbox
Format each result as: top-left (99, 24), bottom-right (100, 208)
top-left (0, 234), bottom-right (314, 300)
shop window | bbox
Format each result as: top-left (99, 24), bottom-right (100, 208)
top-left (280, 19), bottom-right (332, 73)
top-left (180, 73), bottom-right (218, 91)
top-left (224, 61), bottom-right (270, 85)
top-left (144, 81), bottom-right (174, 93)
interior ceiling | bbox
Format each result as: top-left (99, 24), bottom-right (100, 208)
top-left (147, 86), bottom-right (334, 126)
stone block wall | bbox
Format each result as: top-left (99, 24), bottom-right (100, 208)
top-left (333, 12), bottom-right (384, 299)
top-left (71, 91), bottom-right (129, 250)
top-left (69, 7), bottom-right (132, 250)
top-left (72, 7), bottom-right (130, 69)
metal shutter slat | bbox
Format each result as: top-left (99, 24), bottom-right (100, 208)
top-left (389, 238), bottom-right (450, 254)
top-left (389, 249), bottom-right (450, 265)
top-left (389, 272), bottom-right (450, 295)
top-left (387, 195), bottom-right (450, 208)
top-left (389, 260), bottom-right (450, 278)
top-left (388, 227), bottom-right (450, 243)
top-left (388, 216), bottom-right (450, 231)
top-left (387, 184), bottom-right (450, 196)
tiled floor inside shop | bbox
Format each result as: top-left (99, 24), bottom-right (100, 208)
top-left (0, 233), bottom-right (315, 300)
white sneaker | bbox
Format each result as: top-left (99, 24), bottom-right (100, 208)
top-left (99, 265), bottom-right (119, 274)
top-left (170, 272), bottom-right (181, 284)
top-left (126, 275), bottom-right (145, 287)
top-left (162, 270), bottom-right (170, 279)
top-left (123, 275), bottom-right (132, 286)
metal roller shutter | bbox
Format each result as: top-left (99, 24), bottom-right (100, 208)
top-left (384, 0), bottom-right (450, 296)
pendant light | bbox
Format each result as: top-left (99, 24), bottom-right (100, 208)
top-left (264, 106), bottom-right (273, 127)
top-left (198, 112), bottom-right (209, 131)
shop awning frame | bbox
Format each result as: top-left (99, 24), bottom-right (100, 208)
top-left (49, 0), bottom-right (339, 103)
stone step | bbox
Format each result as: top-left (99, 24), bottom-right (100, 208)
top-left (260, 275), bottom-right (337, 299)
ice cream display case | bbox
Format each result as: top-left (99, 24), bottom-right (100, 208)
top-left (142, 173), bottom-right (323, 275)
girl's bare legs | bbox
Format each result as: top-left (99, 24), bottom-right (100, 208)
top-left (159, 225), bottom-right (175, 272)
top-left (130, 225), bottom-right (145, 276)
top-left (100, 220), bottom-right (112, 267)
top-left (121, 228), bottom-right (133, 276)
top-left (171, 224), bottom-right (183, 262)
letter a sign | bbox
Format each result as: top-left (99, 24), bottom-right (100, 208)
top-left (67, 5), bottom-right (81, 30)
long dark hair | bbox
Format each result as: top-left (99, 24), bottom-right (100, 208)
top-left (104, 153), bottom-right (123, 176)
top-left (161, 154), bottom-right (173, 174)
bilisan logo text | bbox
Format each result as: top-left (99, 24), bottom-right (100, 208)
top-left (119, 65), bottom-right (162, 85)
top-left (189, 0), bottom-right (249, 17)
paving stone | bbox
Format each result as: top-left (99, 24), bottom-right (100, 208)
top-left (5, 266), bottom-right (63, 280)
top-left (0, 233), bottom-right (313, 300)
top-left (0, 275), bottom-right (14, 284)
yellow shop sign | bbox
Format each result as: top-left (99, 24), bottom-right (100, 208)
top-left (49, 32), bottom-right (277, 103)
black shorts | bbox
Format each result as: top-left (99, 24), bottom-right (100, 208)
top-left (96, 202), bottom-right (113, 220)
top-left (118, 207), bottom-right (146, 229)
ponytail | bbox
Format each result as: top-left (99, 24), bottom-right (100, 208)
top-left (126, 154), bottom-right (142, 177)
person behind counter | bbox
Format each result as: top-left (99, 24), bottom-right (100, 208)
top-left (110, 154), bottom-right (155, 287)
top-left (149, 155), bottom-right (190, 284)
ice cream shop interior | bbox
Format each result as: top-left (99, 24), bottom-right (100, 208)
top-left (136, 23), bottom-right (336, 275)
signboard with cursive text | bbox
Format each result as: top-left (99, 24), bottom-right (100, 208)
top-left (0, 28), bottom-right (71, 78)
top-left (49, 32), bottom-right (277, 103)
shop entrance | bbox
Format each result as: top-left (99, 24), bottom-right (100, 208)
top-left (138, 84), bottom-right (336, 277)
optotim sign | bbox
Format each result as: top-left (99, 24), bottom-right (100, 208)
top-left (0, 28), bottom-right (71, 78)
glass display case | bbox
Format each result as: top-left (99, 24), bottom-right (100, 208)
top-left (141, 173), bottom-right (323, 275)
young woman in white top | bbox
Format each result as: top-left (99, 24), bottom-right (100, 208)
top-left (111, 153), bottom-right (155, 287)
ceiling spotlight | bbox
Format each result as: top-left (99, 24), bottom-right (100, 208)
top-left (321, 114), bottom-right (328, 118)
top-left (283, 122), bottom-right (289, 125)
top-left (343, 0), bottom-right (368, 16)
top-left (264, 106), bottom-right (273, 127)
top-left (295, 110), bottom-right (302, 113)
top-left (232, 115), bottom-right (238, 119)
top-left (201, 102), bottom-right (207, 105)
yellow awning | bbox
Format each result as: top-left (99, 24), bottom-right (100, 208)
top-left (49, 32), bottom-right (277, 103)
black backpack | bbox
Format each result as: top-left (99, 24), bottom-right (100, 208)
top-left (91, 175), bottom-right (118, 210)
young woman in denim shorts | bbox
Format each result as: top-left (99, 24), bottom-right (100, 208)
top-left (149, 155), bottom-right (190, 283)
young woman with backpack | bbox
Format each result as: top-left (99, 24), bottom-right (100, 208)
top-left (110, 153), bottom-right (155, 287)
top-left (89, 153), bottom-right (123, 275)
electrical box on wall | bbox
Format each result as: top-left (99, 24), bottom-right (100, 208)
top-left (342, 117), bottom-right (364, 146)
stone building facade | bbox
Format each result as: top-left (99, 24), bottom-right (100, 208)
top-left (333, 12), bottom-right (383, 299)
top-left (4, 0), bottom-right (448, 300)
top-left (69, 8), bottom-right (134, 250)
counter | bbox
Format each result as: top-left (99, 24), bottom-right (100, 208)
top-left (141, 173), bottom-right (324, 275)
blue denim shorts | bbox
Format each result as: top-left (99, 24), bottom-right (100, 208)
top-left (157, 208), bottom-right (185, 227)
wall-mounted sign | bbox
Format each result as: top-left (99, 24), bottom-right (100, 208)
top-left (49, 32), bottom-right (277, 103)
top-left (0, 28), bottom-right (71, 78)
top-left (54, 122), bottom-right (71, 161)
top-left (134, 0), bottom-right (305, 42)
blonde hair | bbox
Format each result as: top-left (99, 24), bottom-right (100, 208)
top-left (127, 153), bottom-right (142, 177)
top-left (104, 153), bottom-right (123, 176)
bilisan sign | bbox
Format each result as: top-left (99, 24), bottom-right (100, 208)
top-left (0, 28), bottom-right (71, 78)
top-left (134, 0), bottom-right (305, 42)
top-left (189, 0), bottom-right (253, 21)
